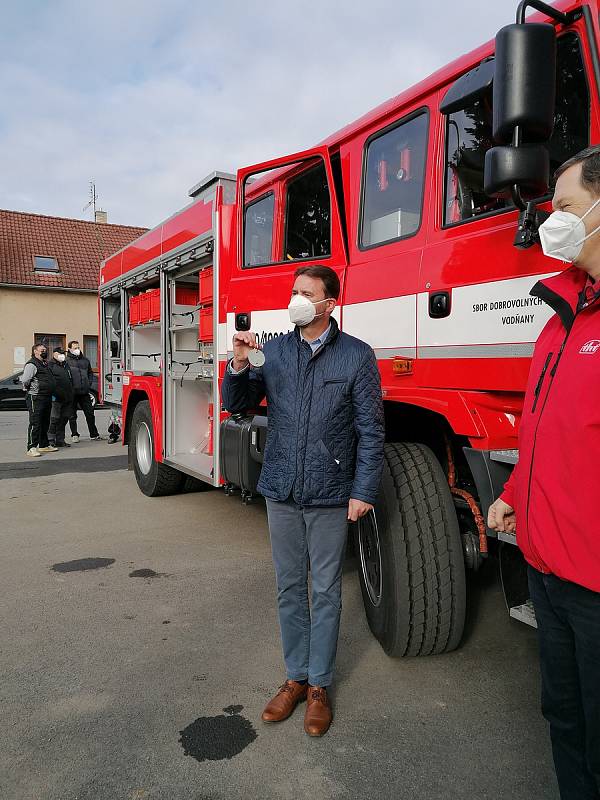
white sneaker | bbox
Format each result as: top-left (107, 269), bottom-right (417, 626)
top-left (71, 435), bottom-right (80, 443)
top-left (27, 447), bottom-right (42, 457)
top-left (38, 445), bottom-right (58, 452)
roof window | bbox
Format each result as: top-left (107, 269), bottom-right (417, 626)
top-left (33, 256), bottom-right (59, 272)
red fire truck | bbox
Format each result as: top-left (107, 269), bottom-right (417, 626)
top-left (99, 0), bottom-right (598, 657)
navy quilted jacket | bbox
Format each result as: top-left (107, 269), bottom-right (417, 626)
top-left (221, 318), bottom-right (384, 506)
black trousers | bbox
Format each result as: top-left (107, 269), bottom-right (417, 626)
top-left (69, 393), bottom-right (99, 438)
top-left (48, 399), bottom-right (72, 444)
top-left (528, 566), bottom-right (600, 800)
top-left (26, 394), bottom-right (51, 450)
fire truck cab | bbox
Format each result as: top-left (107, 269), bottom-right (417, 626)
top-left (99, 0), bottom-right (599, 656)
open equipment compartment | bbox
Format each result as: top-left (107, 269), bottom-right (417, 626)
top-left (125, 279), bottom-right (162, 376)
top-left (163, 257), bottom-right (216, 483)
top-left (100, 287), bottom-right (124, 405)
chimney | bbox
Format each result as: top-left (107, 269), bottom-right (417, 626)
top-left (95, 209), bottom-right (108, 224)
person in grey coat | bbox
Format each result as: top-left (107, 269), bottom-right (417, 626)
top-left (221, 264), bottom-right (384, 737)
top-left (20, 342), bottom-right (58, 457)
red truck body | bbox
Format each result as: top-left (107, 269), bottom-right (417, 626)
top-left (99, 0), bottom-right (600, 653)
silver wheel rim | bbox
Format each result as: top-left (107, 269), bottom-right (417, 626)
top-left (358, 509), bottom-right (383, 607)
top-left (136, 421), bottom-right (152, 475)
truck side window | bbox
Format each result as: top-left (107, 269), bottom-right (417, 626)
top-left (244, 193), bottom-right (275, 267)
top-left (284, 162), bottom-right (331, 260)
top-left (360, 111), bottom-right (428, 248)
top-left (444, 32), bottom-right (589, 226)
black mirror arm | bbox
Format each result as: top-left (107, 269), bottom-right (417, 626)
top-left (510, 126), bottom-right (527, 211)
top-left (513, 201), bottom-right (550, 249)
top-left (516, 0), bottom-right (578, 25)
top-left (511, 184), bottom-right (526, 211)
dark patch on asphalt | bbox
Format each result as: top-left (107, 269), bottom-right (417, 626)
top-left (162, 619), bottom-right (170, 624)
top-left (223, 704), bottom-right (244, 715)
top-left (52, 557), bottom-right (115, 573)
top-left (129, 568), bottom-right (160, 578)
top-left (0, 455), bottom-right (127, 479)
top-left (179, 706), bottom-right (256, 762)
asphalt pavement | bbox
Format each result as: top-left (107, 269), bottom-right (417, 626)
top-left (0, 409), bottom-right (559, 800)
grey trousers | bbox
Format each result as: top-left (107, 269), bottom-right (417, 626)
top-left (48, 399), bottom-right (71, 444)
top-left (265, 497), bottom-right (349, 687)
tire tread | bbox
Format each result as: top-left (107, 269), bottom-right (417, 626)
top-left (358, 441), bottom-right (466, 657)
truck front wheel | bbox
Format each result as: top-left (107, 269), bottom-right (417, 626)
top-left (130, 400), bottom-right (184, 497)
top-left (356, 442), bottom-right (466, 656)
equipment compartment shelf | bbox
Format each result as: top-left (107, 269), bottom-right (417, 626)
top-left (169, 323), bottom-right (199, 332)
top-left (130, 321), bottom-right (161, 329)
top-left (169, 364), bottom-right (214, 381)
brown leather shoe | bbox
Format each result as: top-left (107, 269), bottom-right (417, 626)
top-left (304, 686), bottom-right (333, 736)
top-left (261, 680), bottom-right (308, 723)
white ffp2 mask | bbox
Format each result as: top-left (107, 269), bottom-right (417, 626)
top-left (288, 295), bottom-right (329, 327)
top-left (539, 197), bottom-right (600, 263)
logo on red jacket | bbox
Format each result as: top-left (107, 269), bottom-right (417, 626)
top-left (579, 339), bottom-right (600, 354)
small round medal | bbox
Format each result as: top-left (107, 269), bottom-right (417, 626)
top-left (248, 348), bottom-right (265, 367)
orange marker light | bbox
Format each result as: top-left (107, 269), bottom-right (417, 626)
top-left (392, 357), bottom-right (413, 376)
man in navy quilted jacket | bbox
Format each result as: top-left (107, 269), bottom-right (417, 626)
top-left (222, 264), bottom-right (384, 737)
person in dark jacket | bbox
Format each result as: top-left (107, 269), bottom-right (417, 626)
top-left (47, 347), bottom-right (74, 448)
top-left (489, 146), bottom-right (600, 800)
top-left (222, 265), bottom-right (384, 737)
top-left (20, 342), bottom-right (58, 457)
top-left (66, 340), bottom-right (101, 441)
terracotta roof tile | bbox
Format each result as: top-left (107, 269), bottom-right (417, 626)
top-left (0, 209), bottom-right (148, 291)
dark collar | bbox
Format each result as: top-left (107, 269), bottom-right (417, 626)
top-left (531, 266), bottom-right (588, 332)
top-left (293, 316), bottom-right (339, 347)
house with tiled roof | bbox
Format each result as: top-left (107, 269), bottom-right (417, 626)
top-left (0, 209), bottom-right (147, 376)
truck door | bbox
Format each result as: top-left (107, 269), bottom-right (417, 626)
top-left (227, 146), bottom-right (347, 353)
top-left (340, 103), bottom-right (432, 377)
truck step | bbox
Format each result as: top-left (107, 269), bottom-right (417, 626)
top-left (497, 530), bottom-right (517, 545)
top-left (509, 600), bottom-right (537, 628)
top-left (490, 449), bottom-right (519, 465)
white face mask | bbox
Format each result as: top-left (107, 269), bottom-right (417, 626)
top-left (55, 353), bottom-right (66, 362)
top-left (70, 348), bottom-right (81, 356)
top-left (539, 197), bottom-right (600, 263)
top-left (288, 294), bottom-right (329, 327)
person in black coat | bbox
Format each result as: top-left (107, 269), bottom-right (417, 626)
top-left (47, 347), bottom-right (74, 447)
top-left (66, 340), bottom-right (101, 441)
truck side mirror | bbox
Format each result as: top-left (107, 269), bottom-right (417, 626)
top-left (484, 1), bottom-right (577, 245)
top-left (493, 22), bottom-right (556, 145)
top-left (484, 143), bottom-right (549, 199)
top-left (485, 17), bottom-right (557, 217)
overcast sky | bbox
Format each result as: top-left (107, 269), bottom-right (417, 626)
top-left (0, 1), bottom-right (517, 228)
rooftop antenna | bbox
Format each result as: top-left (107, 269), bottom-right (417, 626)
top-left (83, 179), bottom-right (108, 257)
top-left (83, 180), bottom-right (98, 219)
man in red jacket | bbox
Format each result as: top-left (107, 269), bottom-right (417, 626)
top-left (489, 146), bottom-right (600, 800)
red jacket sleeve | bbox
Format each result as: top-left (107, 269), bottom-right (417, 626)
top-left (500, 462), bottom-right (518, 509)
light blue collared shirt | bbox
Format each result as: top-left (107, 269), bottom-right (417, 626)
top-left (301, 323), bottom-right (331, 354)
